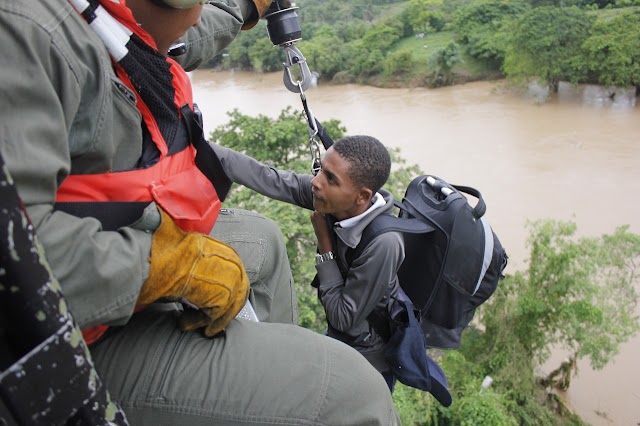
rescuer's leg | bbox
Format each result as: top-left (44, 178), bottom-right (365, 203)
top-left (211, 208), bottom-right (297, 325)
top-left (90, 308), bottom-right (400, 426)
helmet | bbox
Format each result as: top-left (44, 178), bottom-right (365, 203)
top-left (155, 0), bottom-right (206, 9)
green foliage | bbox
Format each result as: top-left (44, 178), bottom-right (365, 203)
top-left (503, 6), bottom-right (595, 89)
top-left (350, 48), bottom-right (386, 77)
top-left (428, 41), bottom-right (464, 86)
top-left (362, 23), bottom-right (403, 52)
top-left (298, 26), bottom-right (347, 79)
top-left (330, 21), bottom-right (404, 78)
top-left (383, 148), bottom-right (423, 200)
top-left (450, 391), bottom-right (517, 426)
top-left (470, 220), bottom-right (639, 385)
top-left (582, 10), bottom-right (640, 86)
top-left (392, 383), bottom-right (438, 425)
top-left (247, 36), bottom-right (284, 72)
top-left (383, 50), bottom-right (416, 76)
top-left (298, 0), bottom-right (396, 24)
top-left (221, 22), bottom-right (284, 71)
top-left (405, 0), bottom-right (447, 34)
top-left (454, 0), bottom-right (530, 67)
top-left (520, 220), bottom-right (640, 369)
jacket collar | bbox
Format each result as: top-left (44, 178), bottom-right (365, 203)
top-left (333, 189), bottom-right (395, 249)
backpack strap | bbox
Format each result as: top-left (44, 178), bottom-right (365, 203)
top-left (352, 211), bottom-right (435, 260)
top-left (344, 213), bottom-right (435, 342)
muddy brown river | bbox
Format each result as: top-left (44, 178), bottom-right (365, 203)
top-left (191, 69), bottom-right (640, 425)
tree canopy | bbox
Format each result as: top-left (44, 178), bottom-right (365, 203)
top-left (454, 0), bottom-right (530, 67)
top-left (503, 6), bottom-right (596, 90)
top-left (582, 9), bottom-right (640, 87)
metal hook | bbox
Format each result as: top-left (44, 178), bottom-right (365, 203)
top-left (282, 44), bottom-right (313, 93)
top-left (309, 136), bottom-right (322, 176)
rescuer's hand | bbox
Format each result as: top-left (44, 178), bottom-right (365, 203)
top-left (263, 0), bottom-right (292, 15)
top-left (139, 207), bottom-right (249, 337)
top-left (253, 0), bottom-right (274, 17)
top-left (242, 0), bottom-right (274, 29)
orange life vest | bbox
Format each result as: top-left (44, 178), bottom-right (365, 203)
top-left (58, 0), bottom-right (230, 344)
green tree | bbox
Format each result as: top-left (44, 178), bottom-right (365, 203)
top-left (454, 0), bottom-right (530, 68)
top-left (582, 10), bottom-right (640, 87)
top-left (456, 220), bottom-right (640, 422)
top-left (503, 6), bottom-right (595, 91)
top-left (516, 221), bottom-right (639, 369)
top-left (428, 41), bottom-right (464, 86)
top-left (348, 23), bottom-right (403, 77)
top-left (405, 0), bottom-right (447, 34)
top-left (383, 50), bottom-right (415, 77)
top-left (223, 24), bottom-right (267, 70)
top-left (298, 26), bottom-right (347, 80)
top-left (247, 36), bottom-right (284, 72)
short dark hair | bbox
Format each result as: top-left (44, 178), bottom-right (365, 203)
top-left (332, 135), bottom-right (391, 194)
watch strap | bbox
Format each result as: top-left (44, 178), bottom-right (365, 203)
top-left (315, 251), bottom-right (335, 264)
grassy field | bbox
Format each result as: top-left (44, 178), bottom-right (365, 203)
top-left (379, 31), bottom-right (502, 86)
top-left (589, 4), bottom-right (640, 20)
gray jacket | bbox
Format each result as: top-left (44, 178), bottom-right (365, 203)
top-left (213, 144), bottom-right (405, 372)
top-left (0, 0), bottom-right (256, 329)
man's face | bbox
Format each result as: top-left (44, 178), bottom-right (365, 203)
top-left (167, 3), bottom-right (203, 46)
top-left (311, 147), bottom-right (369, 220)
top-left (129, 1), bottom-right (204, 55)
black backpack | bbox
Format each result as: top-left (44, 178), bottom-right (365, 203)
top-left (355, 175), bottom-right (508, 349)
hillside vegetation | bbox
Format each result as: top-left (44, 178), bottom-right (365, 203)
top-left (209, 0), bottom-right (640, 91)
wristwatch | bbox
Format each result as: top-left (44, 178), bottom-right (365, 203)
top-left (315, 251), bottom-right (335, 264)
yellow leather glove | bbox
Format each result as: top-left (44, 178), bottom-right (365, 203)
top-left (242, 0), bottom-right (273, 29)
top-left (139, 208), bottom-right (250, 337)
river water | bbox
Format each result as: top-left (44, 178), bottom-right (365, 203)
top-left (190, 69), bottom-right (640, 425)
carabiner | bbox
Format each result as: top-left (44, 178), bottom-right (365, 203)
top-left (309, 136), bottom-right (322, 176)
top-left (282, 45), bottom-right (313, 93)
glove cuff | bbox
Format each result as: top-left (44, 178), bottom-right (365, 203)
top-left (242, 0), bottom-right (272, 30)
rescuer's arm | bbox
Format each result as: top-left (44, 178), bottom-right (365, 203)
top-left (176, 0), bottom-right (272, 71)
top-left (0, 3), bottom-right (152, 330)
top-left (210, 143), bottom-right (316, 209)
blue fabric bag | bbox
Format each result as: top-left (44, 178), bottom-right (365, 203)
top-left (384, 300), bottom-right (452, 407)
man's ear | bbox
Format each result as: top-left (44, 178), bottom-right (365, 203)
top-left (356, 187), bottom-right (373, 206)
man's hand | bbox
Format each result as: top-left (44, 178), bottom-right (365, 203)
top-left (242, 0), bottom-right (274, 29)
top-left (138, 207), bottom-right (250, 337)
top-left (310, 211), bottom-right (333, 254)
